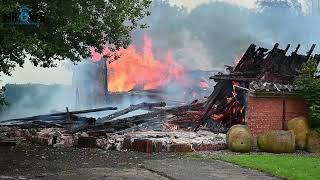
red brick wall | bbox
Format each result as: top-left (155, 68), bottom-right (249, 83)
top-left (246, 96), bottom-right (308, 137)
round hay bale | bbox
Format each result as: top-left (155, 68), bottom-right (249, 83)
top-left (226, 125), bottom-right (253, 153)
top-left (257, 130), bottom-right (295, 153)
top-left (287, 116), bottom-right (310, 150)
top-left (306, 131), bottom-right (320, 153)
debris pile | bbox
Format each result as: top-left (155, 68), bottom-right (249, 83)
top-left (1, 43), bottom-right (320, 153)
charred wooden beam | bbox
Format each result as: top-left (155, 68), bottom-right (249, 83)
top-left (293, 44), bottom-right (301, 54)
top-left (98, 102), bottom-right (166, 123)
top-left (284, 44), bottom-right (290, 54)
top-left (69, 102), bottom-right (204, 133)
top-left (0, 106), bottom-right (117, 124)
top-left (194, 82), bottom-right (226, 131)
top-left (210, 75), bottom-right (257, 81)
top-left (32, 121), bottom-right (64, 128)
top-left (70, 111), bottom-right (166, 133)
top-left (0, 139), bottom-right (17, 147)
top-left (306, 44), bottom-right (316, 59)
top-left (233, 44), bottom-right (256, 72)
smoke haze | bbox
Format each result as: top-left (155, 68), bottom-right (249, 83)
top-left (132, 0), bottom-right (320, 71)
top-left (1, 0), bottom-right (320, 120)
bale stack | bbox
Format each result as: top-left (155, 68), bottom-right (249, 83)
top-left (287, 116), bottom-right (310, 150)
top-left (306, 131), bottom-right (320, 153)
top-left (257, 130), bottom-right (295, 153)
top-left (226, 125), bottom-right (253, 153)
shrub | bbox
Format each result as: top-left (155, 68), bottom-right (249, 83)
top-left (295, 57), bottom-right (320, 133)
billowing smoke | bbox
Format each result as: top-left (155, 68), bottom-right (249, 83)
top-left (0, 83), bottom-right (75, 120)
top-left (2, 0), bottom-right (320, 120)
top-left (132, 0), bottom-right (320, 70)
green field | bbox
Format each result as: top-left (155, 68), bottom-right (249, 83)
top-left (223, 154), bottom-right (320, 180)
top-left (183, 153), bottom-right (320, 180)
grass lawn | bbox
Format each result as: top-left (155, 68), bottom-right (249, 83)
top-left (222, 154), bottom-right (320, 180)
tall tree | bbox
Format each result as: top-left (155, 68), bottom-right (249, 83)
top-left (0, 0), bottom-right (151, 105)
top-left (295, 58), bottom-right (320, 133)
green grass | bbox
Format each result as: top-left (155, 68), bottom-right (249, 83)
top-left (222, 154), bottom-right (320, 180)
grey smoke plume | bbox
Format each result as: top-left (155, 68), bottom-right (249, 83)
top-left (2, 0), bottom-right (320, 120)
top-left (132, 0), bottom-right (320, 70)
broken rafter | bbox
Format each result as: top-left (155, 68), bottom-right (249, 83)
top-left (0, 106), bottom-right (117, 124)
top-left (194, 82), bottom-right (225, 131)
top-left (69, 102), bottom-right (204, 133)
top-left (98, 102), bottom-right (166, 123)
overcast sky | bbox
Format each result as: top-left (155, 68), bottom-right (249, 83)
top-left (168, 0), bottom-right (257, 10)
top-left (1, 0), bottom-right (256, 86)
top-left (0, 0), bottom-right (312, 86)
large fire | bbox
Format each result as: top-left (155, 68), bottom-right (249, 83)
top-left (234, 52), bottom-right (244, 65)
top-left (93, 35), bottom-right (186, 92)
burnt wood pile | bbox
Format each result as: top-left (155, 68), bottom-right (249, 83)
top-left (189, 43), bottom-right (320, 132)
top-left (0, 101), bottom-right (204, 134)
top-left (2, 43), bottom-right (320, 148)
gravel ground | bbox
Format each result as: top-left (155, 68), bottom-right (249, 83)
top-left (0, 142), bottom-right (279, 180)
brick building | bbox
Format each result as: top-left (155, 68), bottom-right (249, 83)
top-left (245, 82), bottom-right (308, 137)
top-left (198, 43), bottom-right (319, 135)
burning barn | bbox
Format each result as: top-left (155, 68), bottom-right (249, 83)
top-left (74, 35), bottom-right (215, 108)
top-left (2, 42), bottom-right (320, 153)
top-left (192, 43), bottom-right (320, 137)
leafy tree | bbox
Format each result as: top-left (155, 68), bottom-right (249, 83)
top-left (294, 57), bottom-right (320, 132)
top-left (0, 86), bottom-right (6, 106)
top-left (0, 0), bottom-right (151, 106)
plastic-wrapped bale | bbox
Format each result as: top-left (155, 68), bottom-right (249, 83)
top-left (257, 130), bottom-right (295, 153)
top-left (226, 125), bottom-right (253, 152)
top-left (306, 131), bottom-right (320, 153)
top-left (287, 116), bottom-right (310, 150)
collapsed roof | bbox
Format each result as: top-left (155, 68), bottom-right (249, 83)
top-left (195, 43), bottom-right (320, 131)
top-left (212, 43), bottom-right (320, 83)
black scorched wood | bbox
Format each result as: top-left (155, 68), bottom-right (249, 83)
top-left (195, 43), bottom-right (320, 132)
top-left (69, 102), bottom-right (204, 133)
top-left (194, 82), bottom-right (225, 131)
top-left (98, 102), bottom-right (166, 123)
top-left (0, 106), bottom-right (117, 124)
top-left (70, 110), bottom-right (167, 133)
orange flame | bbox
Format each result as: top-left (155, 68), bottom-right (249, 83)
top-left (192, 91), bottom-right (197, 98)
top-left (198, 81), bottom-right (209, 88)
top-left (234, 53), bottom-right (244, 65)
top-left (95, 35), bottom-right (186, 92)
top-left (211, 114), bottom-right (224, 121)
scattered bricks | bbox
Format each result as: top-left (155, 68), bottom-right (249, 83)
top-left (168, 143), bottom-right (193, 152)
top-left (41, 137), bottom-right (49, 145)
top-left (77, 136), bottom-right (97, 148)
top-left (132, 139), bottom-right (145, 152)
top-left (214, 143), bottom-right (227, 151)
top-left (12, 129), bottom-right (22, 137)
top-left (153, 141), bottom-right (163, 153)
top-left (193, 143), bottom-right (227, 151)
top-left (0, 139), bottom-right (17, 147)
top-left (132, 139), bottom-right (151, 153)
top-left (63, 135), bottom-right (74, 147)
top-left (131, 139), bottom-right (154, 153)
top-left (123, 136), bottom-right (132, 150)
top-left (96, 138), bottom-right (107, 149)
top-left (30, 135), bottom-right (49, 146)
top-left (145, 140), bottom-right (153, 153)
